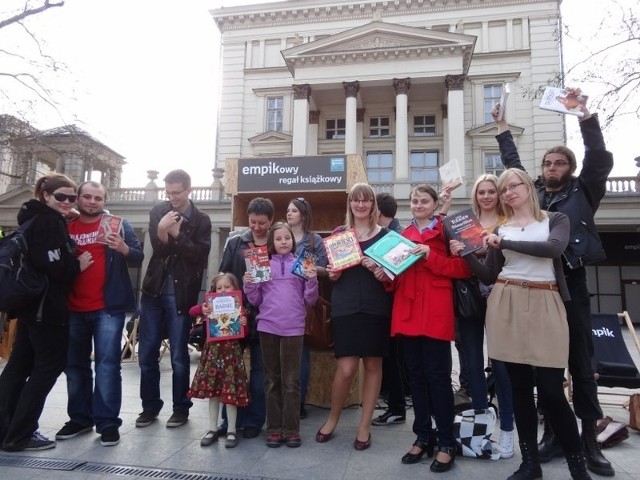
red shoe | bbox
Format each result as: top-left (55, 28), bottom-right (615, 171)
top-left (315, 425), bottom-right (334, 443)
top-left (284, 435), bottom-right (302, 448)
top-left (266, 433), bottom-right (283, 448)
top-left (354, 433), bottom-right (371, 451)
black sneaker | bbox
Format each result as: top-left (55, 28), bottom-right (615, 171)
top-left (55, 422), bottom-right (93, 440)
top-left (100, 426), bottom-right (120, 447)
top-left (166, 411), bottom-right (188, 428)
top-left (371, 410), bottom-right (406, 426)
top-left (135, 411), bottom-right (158, 427)
top-left (23, 432), bottom-right (56, 451)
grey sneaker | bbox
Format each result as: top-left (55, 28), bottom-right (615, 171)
top-left (23, 432), bottom-right (56, 451)
top-left (135, 411), bottom-right (158, 428)
top-left (166, 411), bottom-right (188, 428)
top-left (55, 422), bottom-right (93, 440)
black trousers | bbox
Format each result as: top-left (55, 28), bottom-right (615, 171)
top-left (0, 318), bottom-right (68, 448)
top-left (506, 362), bottom-right (582, 454)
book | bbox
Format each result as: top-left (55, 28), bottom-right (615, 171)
top-left (291, 248), bottom-right (319, 280)
top-left (442, 207), bottom-right (485, 256)
top-left (96, 214), bottom-right (123, 244)
top-left (322, 229), bottom-right (364, 271)
top-left (539, 86), bottom-right (587, 117)
top-left (439, 158), bottom-right (463, 191)
top-left (243, 245), bottom-right (271, 282)
top-left (496, 83), bottom-right (510, 121)
top-left (204, 290), bottom-right (246, 342)
top-left (364, 229), bottom-right (424, 276)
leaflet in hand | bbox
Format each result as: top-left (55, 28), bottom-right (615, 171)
top-left (439, 158), bottom-right (463, 191)
top-left (243, 245), bottom-right (271, 282)
top-left (442, 208), bottom-right (485, 256)
top-left (96, 214), bottom-right (123, 244)
top-left (539, 86), bottom-right (587, 117)
top-left (205, 290), bottom-right (246, 342)
top-left (322, 229), bottom-right (364, 272)
top-left (364, 230), bottom-right (424, 276)
top-left (291, 248), bottom-right (319, 280)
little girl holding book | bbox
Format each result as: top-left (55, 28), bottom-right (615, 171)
top-left (188, 272), bottom-right (249, 449)
top-left (243, 222), bottom-right (319, 448)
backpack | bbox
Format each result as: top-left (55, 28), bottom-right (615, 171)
top-left (0, 216), bottom-right (49, 319)
top-left (453, 406), bottom-right (500, 460)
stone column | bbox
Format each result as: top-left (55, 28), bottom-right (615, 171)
top-left (207, 227), bottom-right (221, 287)
top-left (393, 78), bottom-right (411, 181)
top-left (445, 74), bottom-right (466, 197)
top-left (292, 84), bottom-right (311, 155)
top-left (309, 111), bottom-right (320, 155)
top-left (343, 81), bottom-right (360, 155)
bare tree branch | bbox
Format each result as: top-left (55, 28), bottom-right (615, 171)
top-left (0, 1), bottom-right (64, 30)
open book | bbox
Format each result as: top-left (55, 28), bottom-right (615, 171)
top-left (539, 86), bottom-right (587, 117)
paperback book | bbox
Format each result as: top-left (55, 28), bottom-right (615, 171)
top-left (364, 230), bottom-right (424, 276)
top-left (205, 290), bottom-right (246, 342)
top-left (442, 208), bottom-right (485, 257)
top-left (439, 158), bottom-right (463, 191)
top-left (322, 229), bottom-right (364, 271)
top-left (291, 248), bottom-right (319, 280)
top-left (496, 83), bottom-right (510, 121)
top-left (243, 245), bottom-right (271, 282)
top-left (539, 86), bottom-right (587, 117)
top-left (96, 214), bottom-right (123, 244)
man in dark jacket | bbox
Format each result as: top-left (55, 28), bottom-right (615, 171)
top-left (136, 170), bottom-right (211, 429)
top-left (493, 92), bottom-right (614, 477)
top-left (56, 181), bottom-right (143, 447)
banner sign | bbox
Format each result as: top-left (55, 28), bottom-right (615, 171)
top-left (237, 155), bottom-right (347, 192)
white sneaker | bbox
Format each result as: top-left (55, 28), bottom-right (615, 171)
top-left (497, 429), bottom-right (514, 459)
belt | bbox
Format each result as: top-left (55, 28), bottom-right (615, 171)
top-left (496, 278), bottom-right (558, 292)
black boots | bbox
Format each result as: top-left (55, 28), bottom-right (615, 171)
top-left (537, 415), bottom-right (563, 463)
top-left (566, 452), bottom-right (593, 480)
top-left (581, 419), bottom-right (615, 477)
top-left (507, 440), bottom-right (543, 480)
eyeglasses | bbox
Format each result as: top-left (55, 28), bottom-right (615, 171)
top-left (351, 199), bottom-right (373, 204)
top-left (165, 188), bottom-right (187, 198)
top-left (52, 193), bottom-right (78, 203)
top-left (500, 182), bottom-right (525, 196)
top-left (541, 160), bottom-right (571, 168)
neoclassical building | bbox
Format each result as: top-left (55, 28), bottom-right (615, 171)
top-left (210, 0), bottom-right (640, 319)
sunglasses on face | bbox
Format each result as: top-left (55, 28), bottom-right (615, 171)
top-left (52, 193), bottom-right (78, 203)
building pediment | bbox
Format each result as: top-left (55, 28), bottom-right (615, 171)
top-left (282, 21), bottom-right (476, 75)
top-left (467, 124), bottom-right (524, 137)
top-left (248, 131), bottom-right (293, 145)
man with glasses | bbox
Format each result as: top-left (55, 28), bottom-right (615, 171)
top-left (57, 181), bottom-right (143, 447)
top-left (136, 170), bottom-right (211, 429)
top-left (492, 91), bottom-right (614, 477)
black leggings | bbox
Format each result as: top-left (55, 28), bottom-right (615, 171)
top-left (505, 362), bottom-right (581, 454)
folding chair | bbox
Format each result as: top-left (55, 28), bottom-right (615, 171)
top-left (584, 311), bottom-right (640, 407)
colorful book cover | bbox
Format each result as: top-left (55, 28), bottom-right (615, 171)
top-left (364, 230), bottom-right (424, 276)
top-left (322, 229), bottom-right (364, 271)
top-left (205, 290), bottom-right (246, 342)
top-left (539, 86), bottom-right (587, 117)
top-left (96, 214), bottom-right (123, 244)
top-left (291, 248), bottom-right (319, 280)
top-left (243, 245), bottom-right (271, 282)
top-left (442, 207), bottom-right (485, 257)
top-left (496, 83), bottom-right (510, 121)
top-left (439, 158), bottom-right (463, 191)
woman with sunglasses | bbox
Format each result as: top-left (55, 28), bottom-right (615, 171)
top-left (0, 174), bottom-right (91, 452)
top-left (451, 168), bottom-right (592, 480)
top-left (286, 197), bottom-right (328, 419)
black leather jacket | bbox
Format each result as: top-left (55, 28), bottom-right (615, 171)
top-left (496, 115), bottom-right (613, 270)
top-left (141, 201), bottom-right (211, 315)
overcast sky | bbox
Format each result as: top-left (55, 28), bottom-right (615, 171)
top-left (1, 0), bottom-right (637, 187)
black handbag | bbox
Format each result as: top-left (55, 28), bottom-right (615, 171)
top-left (453, 277), bottom-right (484, 321)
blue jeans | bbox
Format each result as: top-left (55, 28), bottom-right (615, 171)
top-left (491, 359), bottom-right (514, 431)
top-left (457, 314), bottom-right (489, 410)
top-left (66, 310), bottom-right (124, 432)
top-left (401, 336), bottom-right (456, 449)
top-left (139, 294), bottom-right (192, 415)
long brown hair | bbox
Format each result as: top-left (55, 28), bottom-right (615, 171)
top-left (344, 183), bottom-right (379, 229)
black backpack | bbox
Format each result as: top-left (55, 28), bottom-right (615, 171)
top-left (0, 216), bottom-right (48, 319)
